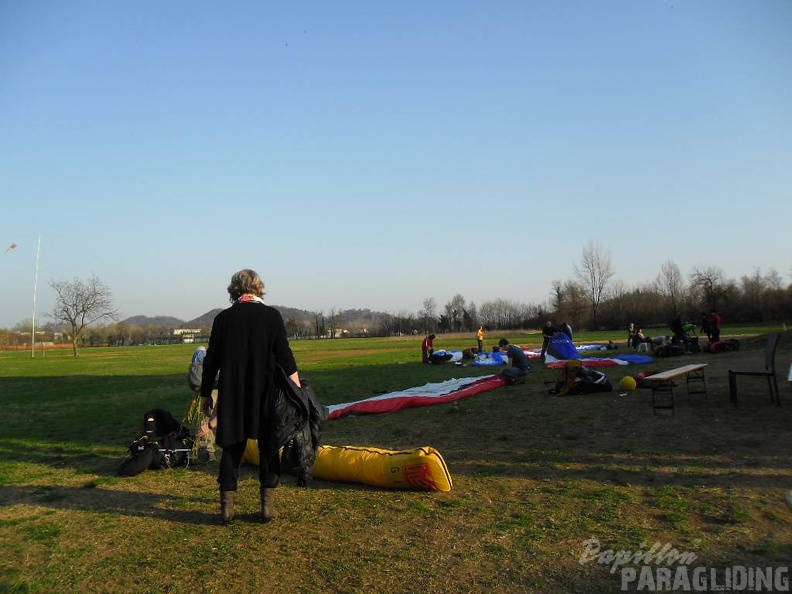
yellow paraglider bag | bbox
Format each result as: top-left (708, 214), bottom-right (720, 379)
top-left (243, 440), bottom-right (453, 492)
top-left (313, 445), bottom-right (453, 492)
top-left (243, 438), bottom-right (261, 466)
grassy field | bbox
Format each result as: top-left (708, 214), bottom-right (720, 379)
top-left (1, 328), bottom-right (790, 593)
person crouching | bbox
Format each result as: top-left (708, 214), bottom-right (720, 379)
top-left (498, 338), bottom-right (531, 385)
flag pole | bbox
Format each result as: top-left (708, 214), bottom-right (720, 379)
top-left (31, 235), bottom-right (41, 358)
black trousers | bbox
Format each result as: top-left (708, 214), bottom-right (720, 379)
top-left (218, 436), bottom-right (280, 492)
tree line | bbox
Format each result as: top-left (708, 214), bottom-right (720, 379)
top-left (287, 243), bottom-right (791, 338)
top-left (2, 244), bottom-right (790, 355)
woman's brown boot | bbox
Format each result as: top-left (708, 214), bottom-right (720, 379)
top-left (220, 490), bottom-right (235, 525)
top-left (260, 487), bottom-right (277, 523)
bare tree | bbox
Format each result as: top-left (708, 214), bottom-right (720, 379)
top-left (574, 241), bottom-right (614, 328)
top-left (419, 297), bottom-right (437, 333)
top-left (392, 310), bottom-right (416, 336)
top-left (737, 269), bottom-right (768, 322)
top-left (655, 260), bottom-right (684, 316)
top-left (327, 308), bottom-right (340, 339)
top-left (313, 311), bottom-right (325, 339)
top-left (478, 299), bottom-right (506, 329)
top-left (467, 301), bottom-right (478, 330)
top-left (550, 280), bottom-right (565, 315)
top-left (285, 316), bottom-right (304, 339)
top-left (49, 275), bottom-right (118, 357)
top-left (444, 294), bottom-right (467, 332)
top-left (557, 280), bottom-right (588, 329)
top-left (689, 265), bottom-right (733, 311)
top-left (766, 268), bottom-right (782, 291)
top-left (478, 298), bottom-right (524, 330)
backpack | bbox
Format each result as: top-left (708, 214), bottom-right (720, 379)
top-left (653, 344), bottom-right (687, 358)
top-left (118, 409), bottom-right (193, 477)
top-left (188, 346), bottom-right (219, 392)
top-left (706, 339), bottom-right (740, 353)
top-left (188, 346), bottom-right (206, 392)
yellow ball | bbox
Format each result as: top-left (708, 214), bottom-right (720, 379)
top-left (619, 376), bottom-right (637, 391)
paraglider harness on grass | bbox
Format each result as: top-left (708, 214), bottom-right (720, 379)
top-left (118, 409), bottom-right (194, 477)
top-left (548, 360), bottom-right (613, 396)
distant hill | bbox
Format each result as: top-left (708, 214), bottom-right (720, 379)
top-left (184, 309), bottom-right (223, 329)
top-left (120, 305), bottom-right (368, 331)
top-left (120, 313), bottom-right (216, 330)
top-left (121, 315), bottom-right (186, 329)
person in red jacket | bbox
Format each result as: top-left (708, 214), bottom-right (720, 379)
top-left (421, 333), bottom-right (436, 364)
top-left (710, 310), bottom-right (723, 342)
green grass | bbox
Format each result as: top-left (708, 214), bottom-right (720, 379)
top-left (0, 329), bottom-right (791, 593)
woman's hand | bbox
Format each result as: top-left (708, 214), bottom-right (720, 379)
top-left (197, 414), bottom-right (217, 438)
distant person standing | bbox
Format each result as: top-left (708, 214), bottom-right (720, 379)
top-left (476, 326), bottom-right (485, 353)
top-left (540, 321), bottom-right (555, 360)
top-left (421, 333), bottom-right (436, 364)
top-left (699, 313), bottom-right (712, 342)
top-left (498, 338), bottom-right (531, 384)
top-left (635, 328), bottom-right (651, 346)
top-left (710, 310), bottom-right (722, 342)
top-left (627, 322), bottom-right (637, 348)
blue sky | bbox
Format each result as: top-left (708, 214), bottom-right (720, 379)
top-left (1, 1), bottom-right (790, 329)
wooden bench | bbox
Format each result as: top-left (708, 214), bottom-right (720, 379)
top-left (643, 363), bottom-right (707, 415)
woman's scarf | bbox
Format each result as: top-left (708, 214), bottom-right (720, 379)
top-left (238, 294), bottom-right (265, 305)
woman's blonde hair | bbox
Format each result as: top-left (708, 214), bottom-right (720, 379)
top-left (227, 269), bottom-right (266, 302)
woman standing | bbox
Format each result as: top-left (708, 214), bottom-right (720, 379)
top-left (201, 269), bottom-right (301, 525)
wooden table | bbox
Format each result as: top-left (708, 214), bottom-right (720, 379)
top-left (643, 363), bottom-right (707, 415)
